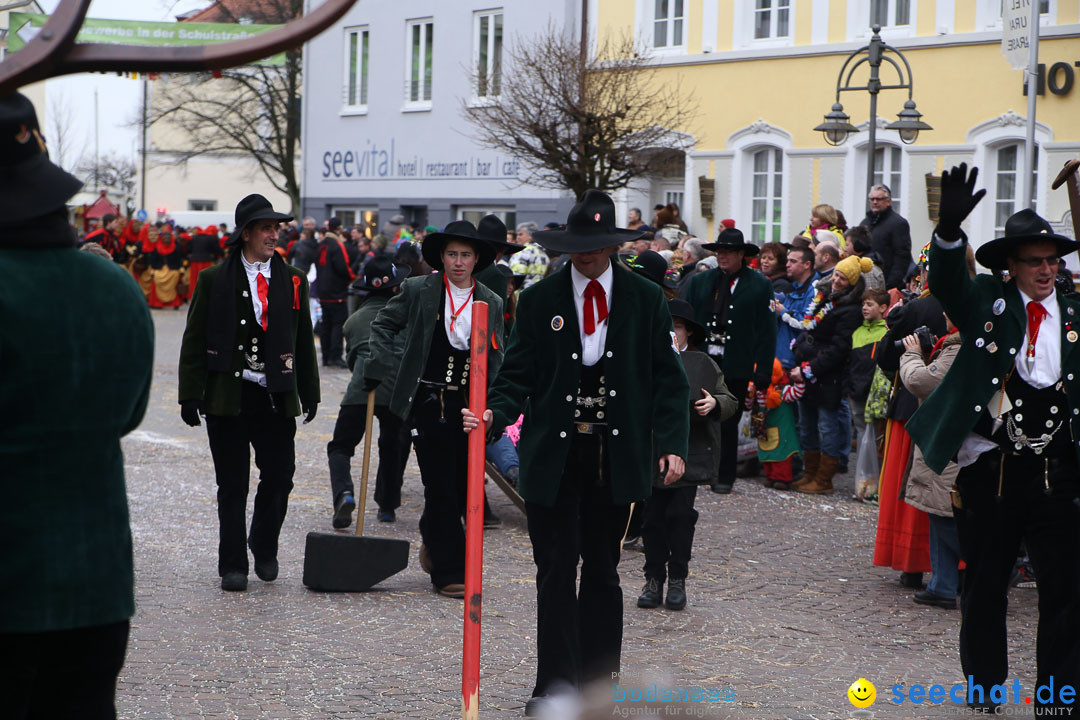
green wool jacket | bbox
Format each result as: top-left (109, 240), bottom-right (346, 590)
top-left (487, 262), bottom-right (691, 507)
top-left (365, 272), bottom-right (505, 421)
top-left (907, 236), bottom-right (1080, 473)
top-left (475, 262), bottom-right (509, 300)
top-left (1, 247), bottom-right (154, 633)
top-left (686, 266), bottom-right (778, 388)
top-left (178, 259), bottom-right (321, 416)
top-left (341, 294), bottom-right (402, 407)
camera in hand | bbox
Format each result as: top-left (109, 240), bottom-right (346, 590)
top-left (894, 325), bottom-right (936, 354)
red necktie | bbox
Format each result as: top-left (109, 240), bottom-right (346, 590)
top-left (584, 280), bottom-right (608, 335)
top-left (257, 273), bottom-right (269, 331)
top-left (1026, 300), bottom-right (1047, 359)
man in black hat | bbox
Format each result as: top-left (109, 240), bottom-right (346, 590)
top-left (316, 216), bottom-right (356, 368)
top-left (686, 228), bottom-right (777, 493)
top-left (474, 214), bottom-right (526, 298)
top-left (327, 255), bottom-right (411, 528)
top-left (908, 164), bottom-right (1080, 713)
top-left (462, 190), bottom-right (689, 715)
top-left (0, 91), bottom-right (155, 719)
top-left (178, 193), bottom-right (320, 592)
top-left (365, 221), bottom-right (504, 598)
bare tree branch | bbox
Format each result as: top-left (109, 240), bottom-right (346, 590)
top-left (46, 89), bottom-right (82, 174)
top-left (461, 24), bottom-right (698, 198)
top-left (77, 153), bottom-right (138, 215)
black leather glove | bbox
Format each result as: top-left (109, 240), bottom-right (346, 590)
top-left (937, 163), bottom-right (987, 241)
top-left (180, 399), bottom-right (202, 427)
top-left (361, 377), bottom-right (380, 393)
top-left (302, 402), bottom-right (318, 425)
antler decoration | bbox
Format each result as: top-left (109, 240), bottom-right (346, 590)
top-left (1052, 159), bottom-right (1080, 242)
top-left (0, 0), bottom-right (359, 96)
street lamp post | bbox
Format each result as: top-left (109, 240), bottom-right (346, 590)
top-left (813, 25), bottom-right (932, 210)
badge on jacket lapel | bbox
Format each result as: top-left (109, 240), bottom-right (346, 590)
top-left (993, 298), bottom-right (1006, 316)
top-left (551, 315), bottom-right (564, 331)
top-left (1069, 330), bottom-right (1078, 344)
top-left (984, 321), bottom-right (993, 333)
top-left (987, 342), bottom-right (998, 354)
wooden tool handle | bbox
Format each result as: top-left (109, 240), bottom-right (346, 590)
top-left (355, 390), bottom-right (376, 537)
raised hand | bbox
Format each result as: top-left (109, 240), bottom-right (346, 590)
top-left (938, 163), bottom-right (987, 240)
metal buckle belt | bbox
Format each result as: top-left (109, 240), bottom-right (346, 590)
top-left (575, 422), bottom-right (607, 435)
top-left (419, 379), bottom-right (461, 392)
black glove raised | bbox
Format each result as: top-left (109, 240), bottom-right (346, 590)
top-left (180, 399), bottom-right (202, 427)
top-left (937, 163), bottom-right (987, 240)
top-left (361, 377), bottom-right (380, 393)
top-left (302, 402), bottom-right (318, 425)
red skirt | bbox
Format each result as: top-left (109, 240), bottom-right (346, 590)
top-left (187, 261), bottom-right (213, 299)
top-left (872, 419), bottom-right (931, 573)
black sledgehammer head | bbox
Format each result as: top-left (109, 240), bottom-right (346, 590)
top-left (302, 532), bottom-right (409, 592)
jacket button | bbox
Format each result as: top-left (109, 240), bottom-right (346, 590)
top-left (234, 371), bottom-right (240, 377)
top-left (974, 405), bottom-right (982, 412)
top-left (1069, 373), bottom-right (1076, 381)
top-left (612, 428), bottom-right (619, 436)
top-left (1009, 348), bottom-right (1016, 355)
top-left (571, 352), bottom-right (579, 360)
top-left (238, 344), bottom-right (243, 350)
top-left (559, 431), bottom-right (567, 438)
top-left (609, 390), bottom-right (617, 397)
top-left (606, 351), bottom-right (613, 358)
top-left (566, 395), bottom-right (573, 402)
top-left (992, 378), bottom-right (999, 385)
top-left (240, 319), bottom-right (247, 325)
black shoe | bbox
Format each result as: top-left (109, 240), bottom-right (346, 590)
top-left (377, 508), bottom-right (395, 523)
top-left (332, 493), bottom-right (356, 529)
top-left (253, 558), bottom-right (278, 582)
top-left (637, 577), bottom-right (662, 608)
top-left (913, 589), bottom-right (956, 609)
top-left (900, 572), bottom-right (924, 589)
top-left (505, 466), bottom-right (519, 488)
top-left (710, 482), bottom-right (733, 494)
top-left (221, 572), bottom-right (247, 592)
top-left (665, 578), bottom-right (687, 611)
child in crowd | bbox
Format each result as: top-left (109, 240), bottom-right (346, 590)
top-left (750, 358), bottom-right (804, 489)
top-left (846, 288), bottom-right (890, 442)
top-left (638, 300), bottom-right (737, 612)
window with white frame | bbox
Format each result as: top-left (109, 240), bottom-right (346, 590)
top-left (872, 146), bottom-right (903, 216)
top-left (871, 0), bottom-right (911, 27)
top-left (664, 190), bottom-right (685, 209)
top-left (750, 147), bottom-right (784, 246)
top-left (754, 0), bottom-right (791, 39)
top-left (977, 0), bottom-right (1051, 30)
top-left (994, 144), bottom-right (1037, 233)
top-left (653, 0), bottom-right (685, 49)
top-left (405, 18), bottom-right (433, 108)
top-left (458, 207), bottom-right (516, 230)
top-left (473, 10), bottom-right (503, 101)
top-left (343, 26), bottom-right (369, 111)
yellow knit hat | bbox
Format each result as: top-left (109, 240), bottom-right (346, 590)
top-left (835, 255), bottom-right (874, 286)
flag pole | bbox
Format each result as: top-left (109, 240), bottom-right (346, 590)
top-left (1022, 0), bottom-right (1040, 210)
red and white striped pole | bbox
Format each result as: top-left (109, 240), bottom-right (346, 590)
top-left (462, 301), bottom-right (489, 720)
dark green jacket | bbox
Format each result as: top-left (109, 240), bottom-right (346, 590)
top-left (475, 262), bottom-right (509, 300)
top-left (1, 246), bottom-right (153, 633)
top-left (661, 350), bottom-right (738, 488)
top-left (178, 259), bottom-right (320, 416)
top-left (907, 236), bottom-right (1080, 473)
top-left (366, 272), bottom-right (505, 421)
top-left (342, 294), bottom-right (402, 407)
top-left (488, 263), bottom-right (691, 507)
top-left (687, 266), bottom-right (777, 388)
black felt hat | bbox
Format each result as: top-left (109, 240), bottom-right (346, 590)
top-left (974, 208), bottom-right (1078, 270)
top-left (532, 190), bottom-right (644, 253)
top-left (702, 227), bottom-right (759, 256)
top-left (0, 91), bottom-right (83, 226)
top-left (226, 194), bottom-right (293, 247)
top-left (476, 214), bottom-right (525, 255)
top-left (496, 262), bottom-right (525, 288)
top-left (667, 298), bottom-right (706, 342)
top-left (422, 220), bottom-right (497, 271)
top-left (352, 254), bottom-right (411, 292)
top-left (623, 250), bottom-right (677, 289)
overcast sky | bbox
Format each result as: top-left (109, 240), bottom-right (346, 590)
top-left (38, 0), bottom-right (211, 184)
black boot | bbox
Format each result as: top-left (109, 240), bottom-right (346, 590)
top-left (665, 578), bottom-right (687, 610)
top-left (637, 577), bottom-right (662, 608)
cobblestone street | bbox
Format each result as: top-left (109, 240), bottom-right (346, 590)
top-left (115, 309), bottom-right (1041, 719)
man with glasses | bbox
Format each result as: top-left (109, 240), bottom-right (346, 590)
top-left (907, 164), bottom-right (1080, 714)
top-left (860, 184), bottom-right (912, 290)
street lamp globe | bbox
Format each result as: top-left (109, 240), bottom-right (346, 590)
top-left (886, 100), bottom-right (933, 145)
top-left (814, 103), bottom-right (858, 147)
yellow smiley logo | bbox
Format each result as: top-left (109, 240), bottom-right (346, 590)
top-left (847, 678), bottom-right (876, 709)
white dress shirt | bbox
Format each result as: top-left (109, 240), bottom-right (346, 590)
top-left (1016, 288), bottom-right (1060, 389)
top-left (240, 253), bottom-right (271, 386)
top-left (571, 262), bottom-right (614, 367)
top-left (444, 279), bottom-right (475, 351)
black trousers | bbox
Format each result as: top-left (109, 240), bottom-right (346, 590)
top-left (525, 433), bottom-right (632, 698)
top-left (327, 403), bottom-right (411, 511)
top-left (319, 301), bottom-right (348, 364)
top-left (205, 382), bottom-right (296, 577)
top-left (410, 385), bottom-right (469, 587)
top-left (642, 484), bottom-right (699, 582)
top-left (1, 620), bottom-right (129, 720)
top-left (717, 377), bottom-right (749, 485)
top-left (955, 450), bottom-right (1080, 709)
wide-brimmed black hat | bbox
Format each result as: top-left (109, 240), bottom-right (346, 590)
top-left (975, 208), bottom-right (1079, 270)
top-left (496, 262), bottom-right (526, 288)
top-left (702, 227), bottom-right (759, 256)
top-left (476, 214), bottom-right (525, 256)
top-left (0, 92), bottom-right (83, 226)
top-left (532, 190), bottom-right (644, 253)
top-left (422, 220), bottom-right (497, 271)
top-left (623, 250), bottom-right (677, 289)
top-left (667, 298), bottom-right (705, 342)
top-left (352, 254), bottom-right (411, 292)
top-left (227, 194), bottom-right (292, 247)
